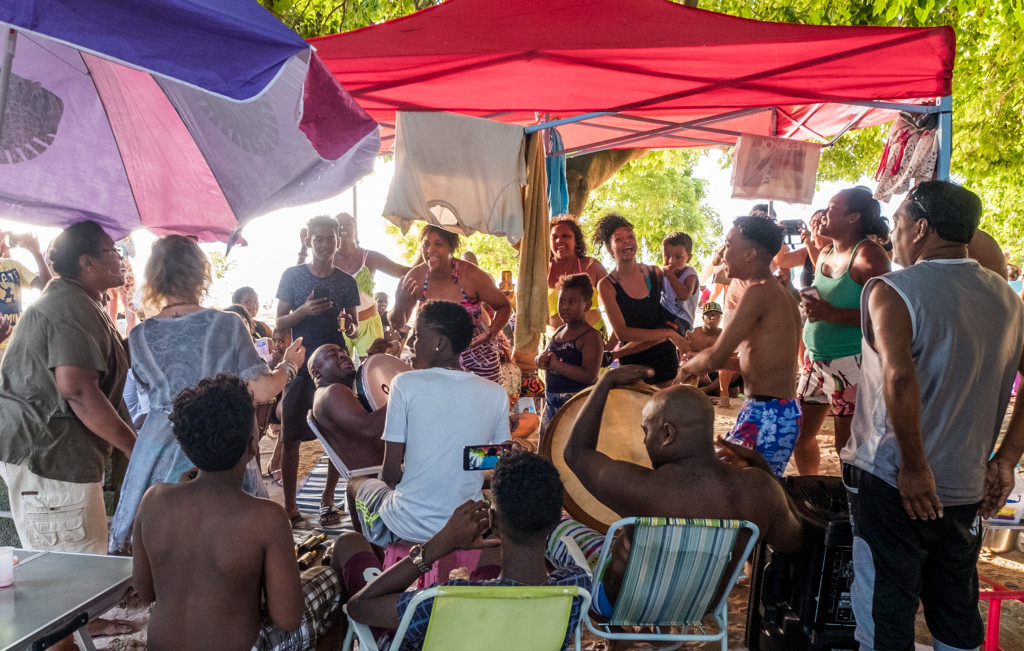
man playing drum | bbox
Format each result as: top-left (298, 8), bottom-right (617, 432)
top-left (678, 217), bottom-right (803, 476)
top-left (547, 365), bottom-right (802, 616)
top-left (308, 342), bottom-right (390, 526)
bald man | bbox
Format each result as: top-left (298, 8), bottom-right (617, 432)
top-left (547, 365), bottom-right (802, 616)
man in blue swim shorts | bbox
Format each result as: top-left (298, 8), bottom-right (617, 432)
top-left (679, 216), bottom-right (803, 476)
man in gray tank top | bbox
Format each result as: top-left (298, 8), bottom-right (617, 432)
top-left (840, 181), bottom-right (1024, 651)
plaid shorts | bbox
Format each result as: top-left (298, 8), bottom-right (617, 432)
top-left (797, 351), bottom-right (862, 417)
top-left (252, 565), bottom-right (340, 651)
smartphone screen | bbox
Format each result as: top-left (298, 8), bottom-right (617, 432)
top-left (463, 444), bottom-right (510, 471)
top-left (312, 286), bottom-right (330, 301)
top-left (799, 287), bottom-right (821, 301)
top-left (254, 337), bottom-right (273, 362)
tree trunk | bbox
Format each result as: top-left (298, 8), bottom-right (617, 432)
top-left (564, 149), bottom-right (648, 216)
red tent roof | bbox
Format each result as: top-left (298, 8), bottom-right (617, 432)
top-left (311, 0), bottom-right (954, 154)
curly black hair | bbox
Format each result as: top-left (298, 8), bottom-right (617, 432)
top-left (549, 216), bottom-right (588, 259)
top-left (491, 450), bottom-right (564, 544)
top-left (420, 224), bottom-right (461, 251)
top-left (417, 300), bottom-right (474, 354)
top-left (555, 273), bottom-right (594, 304)
top-left (591, 213), bottom-right (634, 252)
top-left (732, 216), bottom-right (784, 258)
top-left (170, 374), bottom-right (255, 472)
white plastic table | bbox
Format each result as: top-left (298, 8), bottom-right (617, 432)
top-left (0, 549), bottom-right (132, 651)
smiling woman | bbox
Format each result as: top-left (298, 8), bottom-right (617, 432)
top-left (594, 213), bottom-right (685, 387)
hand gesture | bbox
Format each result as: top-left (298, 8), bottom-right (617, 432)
top-left (339, 311), bottom-right (357, 338)
top-left (10, 232), bottom-right (40, 252)
top-left (301, 290), bottom-right (332, 317)
top-left (283, 336), bottom-right (305, 370)
top-left (298, 227), bottom-right (308, 249)
top-left (600, 364), bottom-right (654, 387)
top-left (800, 293), bottom-right (835, 323)
top-left (980, 456), bottom-right (1017, 519)
top-left (667, 329), bottom-right (690, 353)
top-left (394, 274), bottom-right (421, 308)
top-left (468, 328), bottom-right (493, 349)
top-left (535, 351), bottom-right (554, 370)
top-left (711, 245), bottom-right (725, 267)
top-left (434, 501), bottom-right (500, 554)
top-left (897, 462), bottom-right (943, 520)
top-left (366, 337), bottom-right (389, 357)
top-left (716, 437), bottom-right (773, 473)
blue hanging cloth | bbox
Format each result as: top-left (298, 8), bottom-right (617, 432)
top-left (545, 128), bottom-right (569, 216)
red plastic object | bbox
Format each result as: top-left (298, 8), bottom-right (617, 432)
top-left (979, 574), bottom-right (1024, 651)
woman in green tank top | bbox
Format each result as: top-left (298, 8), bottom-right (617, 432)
top-left (795, 187), bottom-right (892, 476)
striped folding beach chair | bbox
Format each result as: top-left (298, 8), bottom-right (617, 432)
top-left (583, 517), bottom-right (759, 651)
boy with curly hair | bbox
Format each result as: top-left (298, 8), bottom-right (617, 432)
top-left (132, 374), bottom-right (339, 650)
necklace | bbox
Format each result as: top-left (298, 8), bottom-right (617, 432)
top-left (162, 301), bottom-right (198, 317)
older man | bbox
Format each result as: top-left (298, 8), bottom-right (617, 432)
top-left (0, 221), bottom-right (136, 554)
top-left (841, 181), bottom-right (1024, 651)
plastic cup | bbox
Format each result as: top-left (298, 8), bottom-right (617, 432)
top-left (0, 547), bottom-right (13, 588)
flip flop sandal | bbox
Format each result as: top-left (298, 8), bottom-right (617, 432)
top-left (290, 513), bottom-right (304, 528)
top-left (319, 505), bottom-right (342, 527)
top-left (270, 469), bottom-right (283, 487)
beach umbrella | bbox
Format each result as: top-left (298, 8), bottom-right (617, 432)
top-left (0, 0), bottom-right (379, 244)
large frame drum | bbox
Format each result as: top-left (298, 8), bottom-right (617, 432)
top-left (355, 354), bottom-right (412, 412)
top-left (540, 383), bottom-right (657, 533)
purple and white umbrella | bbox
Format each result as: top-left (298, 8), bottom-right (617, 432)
top-left (0, 0), bottom-right (379, 243)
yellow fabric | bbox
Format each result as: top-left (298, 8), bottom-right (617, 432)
top-left (343, 311), bottom-right (385, 358)
top-left (514, 132), bottom-right (550, 357)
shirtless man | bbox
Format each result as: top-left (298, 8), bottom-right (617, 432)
top-left (308, 343), bottom-right (387, 521)
top-left (679, 216), bottom-right (802, 476)
top-left (133, 375), bottom-right (337, 651)
top-left (548, 365), bottom-right (802, 616)
top-left (687, 301), bottom-right (741, 400)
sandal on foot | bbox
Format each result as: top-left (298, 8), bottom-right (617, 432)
top-left (319, 505), bottom-right (342, 527)
top-left (270, 469), bottom-right (283, 487)
top-left (289, 513), bottom-right (304, 528)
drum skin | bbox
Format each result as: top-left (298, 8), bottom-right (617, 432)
top-left (356, 354), bottom-right (412, 411)
top-left (540, 383), bottom-right (657, 533)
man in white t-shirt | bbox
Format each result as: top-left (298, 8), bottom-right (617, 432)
top-left (347, 300), bottom-right (510, 545)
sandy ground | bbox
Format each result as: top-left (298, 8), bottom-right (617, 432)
top-left (92, 404), bottom-right (1024, 651)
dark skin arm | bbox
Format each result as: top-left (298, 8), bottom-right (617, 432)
top-left (322, 385), bottom-right (387, 438)
top-left (381, 441), bottom-right (405, 488)
top-left (388, 270), bottom-right (423, 332)
top-left (562, 365), bottom-right (666, 516)
top-left (461, 263), bottom-right (511, 347)
top-left (867, 282), bottom-right (943, 520)
top-left (598, 269), bottom-right (687, 348)
top-left (679, 283), bottom-right (769, 378)
top-left (55, 366), bottom-right (136, 457)
top-left (131, 489), bottom-right (158, 603)
top-left (981, 344), bottom-right (1024, 518)
top-left (276, 291), bottom-right (332, 333)
top-left (536, 329), bottom-right (603, 386)
top-left (803, 242), bottom-right (889, 326)
top-left (347, 501), bottom-right (499, 629)
top-left (366, 250), bottom-right (411, 279)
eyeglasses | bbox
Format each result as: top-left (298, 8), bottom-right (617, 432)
top-left (908, 186), bottom-right (929, 222)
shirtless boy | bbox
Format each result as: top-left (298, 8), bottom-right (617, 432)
top-left (308, 343), bottom-right (387, 523)
top-left (679, 216), bottom-right (803, 475)
top-left (549, 365), bottom-right (802, 615)
top-left (133, 375), bottom-right (338, 651)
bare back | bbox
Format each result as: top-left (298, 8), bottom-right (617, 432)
top-left (732, 280), bottom-right (801, 398)
top-left (312, 383), bottom-right (386, 471)
top-left (136, 482), bottom-right (302, 651)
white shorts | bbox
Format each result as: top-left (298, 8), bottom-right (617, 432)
top-left (0, 462), bottom-right (108, 554)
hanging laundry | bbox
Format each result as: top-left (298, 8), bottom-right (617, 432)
top-left (384, 112), bottom-right (527, 243)
top-left (545, 128), bottom-right (569, 216)
top-left (873, 112), bottom-right (939, 202)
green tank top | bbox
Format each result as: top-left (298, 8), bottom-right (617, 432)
top-left (803, 241), bottom-right (868, 361)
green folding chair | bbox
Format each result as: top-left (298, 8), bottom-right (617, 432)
top-left (343, 584), bottom-right (592, 651)
top-left (569, 517), bottom-right (758, 651)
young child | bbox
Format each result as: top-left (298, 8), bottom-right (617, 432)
top-left (661, 231), bottom-right (700, 332)
top-left (132, 374), bottom-right (339, 651)
top-left (536, 274), bottom-right (604, 432)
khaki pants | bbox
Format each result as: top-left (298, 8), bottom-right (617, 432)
top-left (0, 462), bottom-right (108, 554)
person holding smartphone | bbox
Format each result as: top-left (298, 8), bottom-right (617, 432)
top-left (795, 187), bottom-right (890, 476)
top-left (276, 216), bottom-right (360, 526)
top-left (0, 230), bottom-right (53, 352)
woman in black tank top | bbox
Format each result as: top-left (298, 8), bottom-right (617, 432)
top-left (592, 214), bottom-right (685, 386)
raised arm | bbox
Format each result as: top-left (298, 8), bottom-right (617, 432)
top-left (247, 337), bottom-right (305, 402)
top-left (388, 269), bottom-right (423, 332)
top-left (563, 366), bottom-right (660, 515)
top-left (17, 234), bottom-right (52, 289)
top-left (868, 281), bottom-right (942, 520)
top-left (55, 366), bottom-right (136, 457)
top-left (367, 250), bottom-right (411, 279)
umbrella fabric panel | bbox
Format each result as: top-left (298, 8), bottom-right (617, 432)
top-left (0, 0), bottom-right (309, 101)
top-left (156, 51), bottom-right (380, 232)
top-left (0, 34), bottom-right (141, 236)
top-left (86, 53), bottom-right (237, 242)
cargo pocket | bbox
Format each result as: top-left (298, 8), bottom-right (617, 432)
top-left (21, 490), bottom-right (87, 549)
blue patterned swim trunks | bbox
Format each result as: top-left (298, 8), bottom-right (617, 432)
top-left (725, 398), bottom-right (802, 476)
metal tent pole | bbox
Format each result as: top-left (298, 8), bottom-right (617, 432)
top-left (0, 28), bottom-right (17, 142)
top-left (937, 95), bottom-right (952, 180)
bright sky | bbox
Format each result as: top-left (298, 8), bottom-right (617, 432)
top-left (0, 150), bottom-right (905, 317)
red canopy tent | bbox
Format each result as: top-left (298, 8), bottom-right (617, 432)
top-left (310, 0), bottom-right (954, 165)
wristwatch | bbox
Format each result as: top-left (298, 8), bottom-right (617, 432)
top-left (408, 544), bottom-right (430, 574)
